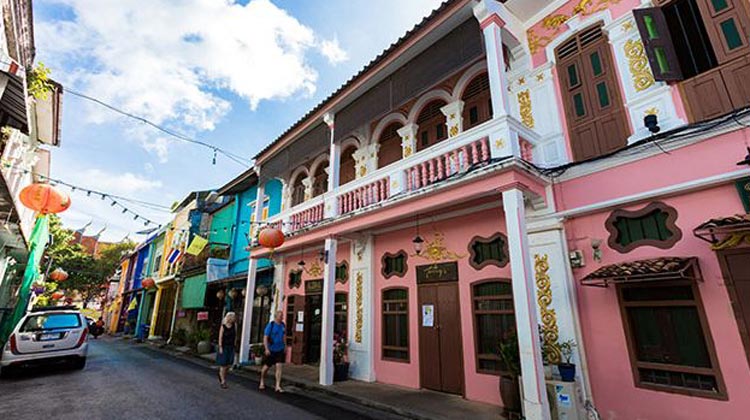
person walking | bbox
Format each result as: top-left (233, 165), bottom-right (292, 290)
top-left (216, 312), bottom-right (237, 389)
top-left (260, 310), bottom-right (286, 392)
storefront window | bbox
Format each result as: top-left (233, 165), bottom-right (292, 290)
top-left (472, 279), bottom-right (514, 374)
top-left (382, 288), bottom-right (409, 362)
top-left (618, 280), bottom-right (726, 399)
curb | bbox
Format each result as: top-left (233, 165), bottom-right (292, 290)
top-left (136, 341), bottom-right (425, 419)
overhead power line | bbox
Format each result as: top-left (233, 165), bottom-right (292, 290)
top-left (65, 89), bottom-right (253, 167)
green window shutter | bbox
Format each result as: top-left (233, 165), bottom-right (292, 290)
top-left (634, 8), bottom-right (684, 81)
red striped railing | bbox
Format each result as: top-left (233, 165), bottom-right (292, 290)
top-left (405, 137), bottom-right (490, 192)
top-left (338, 177), bottom-right (390, 215)
top-left (289, 202), bottom-right (324, 230)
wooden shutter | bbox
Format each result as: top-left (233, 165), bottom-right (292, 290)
top-left (556, 24), bottom-right (630, 162)
top-left (695, 0), bottom-right (750, 64)
top-left (634, 8), bottom-right (684, 81)
top-left (720, 55), bottom-right (750, 109)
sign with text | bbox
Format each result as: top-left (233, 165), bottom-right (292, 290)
top-left (416, 262), bottom-right (458, 284)
top-left (197, 311), bottom-right (209, 321)
top-left (422, 305), bottom-right (434, 327)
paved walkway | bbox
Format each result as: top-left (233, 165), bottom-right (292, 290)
top-left (197, 353), bottom-right (500, 420)
top-left (0, 338), bottom-right (399, 420)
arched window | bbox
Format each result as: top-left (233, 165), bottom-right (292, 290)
top-left (311, 161), bottom-right (328, 198)
top-left (378, 123), bottom-right (403, 169)
top-left (555, 23), bottom-right (629, 161)
top-left (462, 73), bottom-right (492, 130)
top-left (339, 146), bottom-right (357, 186)
top-left (290, 173), bottom-right (306, 207)
top-left (416, 100), bottom-right (448, 152)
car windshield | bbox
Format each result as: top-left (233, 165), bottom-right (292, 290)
top-left (20, 313), bottom-right (81, 331)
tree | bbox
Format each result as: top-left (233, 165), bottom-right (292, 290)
top-left (45, 216), bottom-right (135, 308)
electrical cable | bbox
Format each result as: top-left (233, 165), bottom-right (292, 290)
top-left (65, 89), bottom-right (253, 167)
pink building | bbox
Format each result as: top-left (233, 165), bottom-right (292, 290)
top-left (237, 1), bottom-right (750, 419)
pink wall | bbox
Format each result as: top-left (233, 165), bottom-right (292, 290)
top-left (567, 186), bottom-right (750, 419)
top-left (373, 206), bottom-right (512, 406)
top-left (554, 129), bottom-right (750, 212)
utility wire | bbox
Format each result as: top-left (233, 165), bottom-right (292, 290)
top-left (65, 89), bottom-right (253, 167)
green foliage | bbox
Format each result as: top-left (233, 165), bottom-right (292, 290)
top-left (45, 215), bottom-right (135, 308)
top-left (497, 330), bottom-right (521, 377)
top-left (171, 328), bottom-right (188, 346)
top-left (27, 63), bottom-right (54, 101)
top-left (559, 339), bottom-right (577, 365)
top-left (189, 328), bottom-right (211, 347)
top-left (250, 343), bottom-right (264, 357)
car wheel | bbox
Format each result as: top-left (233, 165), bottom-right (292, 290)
top-left (0, 366), bottom-right (14, 379)
top-left (73, 357), bottom-right (86, 370)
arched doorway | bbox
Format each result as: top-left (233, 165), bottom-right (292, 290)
top-left (461, 73), bottom-right (492, 130)
top-left (339, 145), bottom-right (357, 186)
top-left (377, 122), bottom-right (403, 168)
top-left (416, 99), bottom-right (448, 152)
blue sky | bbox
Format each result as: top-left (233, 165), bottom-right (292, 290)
top-left (34, 0), bottom-right (443, 241)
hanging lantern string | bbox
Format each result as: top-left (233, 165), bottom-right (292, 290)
top-left (1, 166), bottom-right (166, 228)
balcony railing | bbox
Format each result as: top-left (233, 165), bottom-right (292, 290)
top-left (405, 137), bottom-right (489, 192)
top-left (265, 115), bottom-right (543, 236)
top-left (338, 177), bottom-right (390, 215)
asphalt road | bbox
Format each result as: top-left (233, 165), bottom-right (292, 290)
top-left (0, 338), bottom-right (398, 420)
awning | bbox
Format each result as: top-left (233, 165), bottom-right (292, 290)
top-left (580, 257), bottom-right (701, 287)
top-left (182, 273), bottom-right (207, 309)
top-left (693, 214), bottom-right (750, 248)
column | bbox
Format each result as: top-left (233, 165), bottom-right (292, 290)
top-left (325, 113), bottom-right (340, 219)
top-left (397, 124), bottom-right (418, 159)
top-left (148, 286), bottom-right (162, 338)
top-left (319, 237), bottom-right (338, 385)
top-left (473, 1), bottom-right (511, 119)
top-left (502, 188), bottom-right (550, 420)
top-left (270, 258), bottom-right (286, 316)
top-left (440, 100), bottom-right (464, 138)
top-left (348, 235), bottom-right (375, 381)
top-left (240, 182), bottom-right (266, 364)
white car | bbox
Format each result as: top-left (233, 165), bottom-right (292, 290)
top-left (1, 307), bottom-right (89, 377)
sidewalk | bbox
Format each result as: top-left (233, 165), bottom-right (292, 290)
top-left (143, 340), bottom-right (500, 420)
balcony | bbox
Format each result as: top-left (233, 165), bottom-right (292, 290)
top-left (267, 114), bottom-right (542, 236)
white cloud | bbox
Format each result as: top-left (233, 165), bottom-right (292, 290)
top-left (319, 36), bottom-right (348, 65)
top-left (70, 169), bottom-right (163, 196)
top-left (37, 0), bottom-right (348, 143)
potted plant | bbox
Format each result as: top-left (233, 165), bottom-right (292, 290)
top-left (539, 325), bottom-right (554, 380)
top-left (557, 339), bottom-right (577, 382)
top-left (497, 330), bottom-right (522, 418)
top-left (333, 333), bottom-right (349, 382)
top-left (194, 328), bottom-right (212, 355)
top-left (251, 343), bottom-right (265, 365)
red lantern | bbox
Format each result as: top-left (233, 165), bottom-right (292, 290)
top-left (19, 183), bottom-right (71, 214)
top-left (142, 278), bottom-right (155, 289)
top-left (258, 227), bottom-right (285, 249)
top-left (51, 292), bottom-right (64, 300)
top-left (49, 268), bottom-right (69, 282)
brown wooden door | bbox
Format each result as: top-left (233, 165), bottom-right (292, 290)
top-left (718, 248), bottom-right (750, 367)
top-left (290, 294), bottom-right (306, 364)
top-left (418, 282), bottom-right (464, 395)
top-left (556, 23), bottom-right (629, 161)
top-left (155, 285), bottom-right (176, 338)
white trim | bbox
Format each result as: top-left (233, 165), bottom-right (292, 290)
top-left (451, 60), bottom-right (489, 101)
top-left (535, 169), bottom-right (750, 221)
top-left (309, 153), bottom-right (330, 177)
top-left (523, 0), bottom-right (571, 29)
top-left (406, 88), bottom-right (453, 124)
top-left (371, 112), bottom-right (408, 143)
top-left (543, 11), bottom-right (613, 65)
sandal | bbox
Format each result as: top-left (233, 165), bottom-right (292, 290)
top-left (275, 387), bottom-right (284, 393)
top-left (221, 383), bottom-right (228, 389)
top-left (259, 383), bottom-right (265, 390)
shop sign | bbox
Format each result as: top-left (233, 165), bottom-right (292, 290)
top-left (197, 311), bottom-right (209, 321)
top-left (305, 280), bottom-right (322, 294)
top-left (416, 262), bottom-right (458, 284)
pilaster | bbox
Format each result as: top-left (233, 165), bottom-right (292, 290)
top-left (397, 123), bottom-right (418, 159)
top-left (441, 100), bottom-right (465, 138)
top-left (240, 183), bottom-right (266, 364)
top-left (319, 237), bottom-right (338, 385)
top-left (348, 235), bottom-right (375, 382)
top-left (502, 188), bottom-right (551, 420)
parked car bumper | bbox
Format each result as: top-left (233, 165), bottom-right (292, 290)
top-left (1, 343), bottom-right (88, 368)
